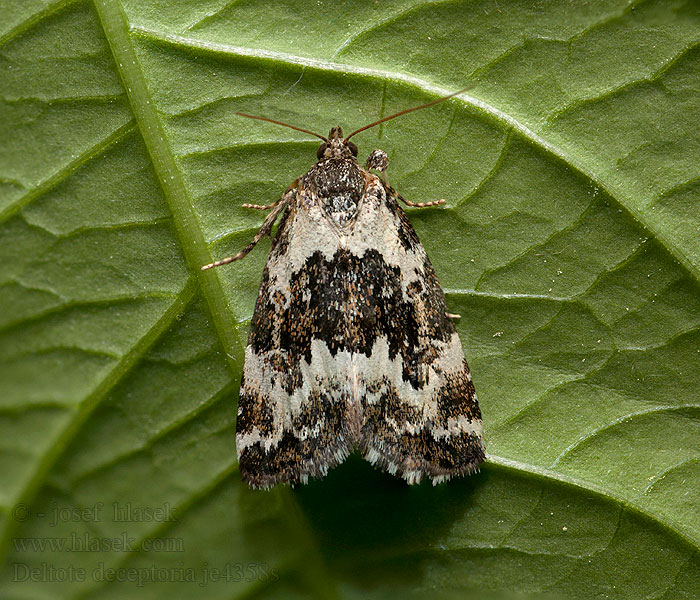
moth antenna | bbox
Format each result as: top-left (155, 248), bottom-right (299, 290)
top-left (235, 112), bottom-right (328, 142)
top-left (344, 86), bottom-right (472, 142)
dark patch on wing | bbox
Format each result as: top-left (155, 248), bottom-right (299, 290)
top-left (238, 386), bottom-right (352, 488)
top-left (248, 267), bottom-right (274, 354)
top-left (249, 248), bottom-right (453, 390)
top-left (237, 376), bottom-right (275, 436)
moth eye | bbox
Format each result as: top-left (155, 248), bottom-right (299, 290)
top-left (348, 141), bottom-right (358, 157)
top-left (317, 143), bottom-right (328, 159)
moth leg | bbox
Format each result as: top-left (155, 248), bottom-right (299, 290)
top-left (390, 186), bottom-right (445, 208)
top-left (242, 202), bottom-right (278, 210)
top-left (446, 312), bottom-right (461, 320)
top-left (201, 188), bottom-right (295, 270)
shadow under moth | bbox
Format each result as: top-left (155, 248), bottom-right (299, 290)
top-left (203, 89), bottom-right (484, 489)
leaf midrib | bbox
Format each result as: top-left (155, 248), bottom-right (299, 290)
top-left (0, 0), bottom-right (245, 575)
top-left (93, 0), bottom-right (246, 370)
top-left (90, 3), bottom-right (344, 597)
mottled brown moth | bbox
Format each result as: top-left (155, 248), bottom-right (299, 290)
top-left (203, 90), bottom-right (484, 488)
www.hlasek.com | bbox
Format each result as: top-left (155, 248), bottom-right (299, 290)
top-left (13, 532), bottom-right (183, 553)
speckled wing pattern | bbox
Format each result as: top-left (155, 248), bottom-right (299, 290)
top-left (235, 144), bottom-right (484, 489)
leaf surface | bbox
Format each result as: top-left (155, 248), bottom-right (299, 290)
top-left (1, 1), bottom-right (699, 598)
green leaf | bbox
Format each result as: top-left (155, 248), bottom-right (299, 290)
top-left (1, 0), bottom-right (699, 598)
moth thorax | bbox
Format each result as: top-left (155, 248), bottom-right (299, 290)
top-left (311, 158), bottom-right (364, 227)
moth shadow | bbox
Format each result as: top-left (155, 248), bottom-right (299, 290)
top-left (294, 454), bottom-right (486, 590)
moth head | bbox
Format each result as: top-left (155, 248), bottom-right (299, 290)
top-left (317, 127), bottom-right (358, 160)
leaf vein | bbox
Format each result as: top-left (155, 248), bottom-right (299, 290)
top-left (0, 276), bottom-right (197, 565)
top-left (551, 404), bottom-right (700, 467)
top-left (0, 120), bottom-right (136, 224)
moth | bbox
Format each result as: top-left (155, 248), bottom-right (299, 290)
top-left (203, 90), bottom-right (484, 488)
